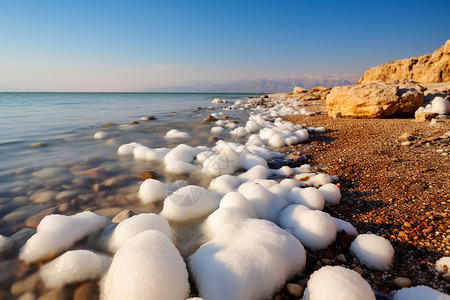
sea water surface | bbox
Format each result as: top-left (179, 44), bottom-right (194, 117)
top-left (0, 92), bottom-right (257, 233)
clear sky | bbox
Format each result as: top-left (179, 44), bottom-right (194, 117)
top-left (0, 0), bottom-right (449, 92)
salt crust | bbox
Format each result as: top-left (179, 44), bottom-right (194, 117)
top-left (350, 234), bottom-right (394, 270)
top-left (20, 211), bottom-right (109, 263)
top-left (303, 266), bottom-right (375, 300)
top-left (40, 250), bottom-right (111, 289)
top-left (101, 230), bottom-right (189, 300)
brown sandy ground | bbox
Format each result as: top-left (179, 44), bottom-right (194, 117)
top-left (273, 100), bottom-right (450, 299)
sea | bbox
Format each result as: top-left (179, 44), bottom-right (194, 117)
top-left (0, 92), bottom-right (258, 234)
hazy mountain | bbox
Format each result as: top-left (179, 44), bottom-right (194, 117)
top-left (146, 74), bottom-right (361, 93)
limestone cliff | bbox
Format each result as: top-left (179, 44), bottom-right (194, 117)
top-left (358, 40), bottom-right (450, 84)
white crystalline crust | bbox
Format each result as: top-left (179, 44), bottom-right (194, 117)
top-left (350, 234), bottom-right (394, 270)
top-left (101, 230), bottom-right (190, 300)
top-left (303, 266), bottom-right (375, 300)
top-left (20, 211), bottom-right (109, 263)
top-left (394, 285), bottom-right (450, 300)
top-left (40, 250), bottom-right (112, 289)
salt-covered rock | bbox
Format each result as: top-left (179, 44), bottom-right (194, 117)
top-left (189, 218), bottom-right (306, 300)
top-left (202, 154), bottom-right (239, 177)
top-left (210, 126), bottom-right (224, 135)
top-left (394, 285), bottom-right (450, 300)
top-left (94, 131), bottom-right (108, 139)
top-left (101, 230), bottom-right (189, 300)
top-left (107, 213), bottom-right (172, 253)
top-left (237, 165), bottom-right (270, 181)
top-left (117, 142), bottom-right (141, 156)
top-left (138, 179), bottom-right (169, 204)
top-left (303, 266), bottom-right (375, 300)
top-left (20, 212), bottom-right (109, 263)
top-left (287, 187), bottom-right (325, 210)
top-left (333, 217), bottom-right (358, 236)
top-left (418, 97), bottom-right (450, 115)
top-left (350, 234), bottom-right (394, 270)
top-left (219, 192), bottom-right (257, 219)
top-left (164, 129), bottom-right (191, 139)
top-left (165, 160), bottom-right (198, 174)
top-left (208, 175), bottom-right (241, 194)
top-left (40, 250), bottom-right (111, 289)
top-left (319, 183), bottom-right (341, 205)
top-left (160, 185), bottom-right (218, 222)
top-left (237, 182), bottom-right (281, 221)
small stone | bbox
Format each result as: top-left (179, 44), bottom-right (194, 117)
top-left (58, 203), bottom-right (73, 214)
top-left (112, 209), bottom-right (136, 223)
top-left (101, 122), bottom-right (116, 126)
top-left (222, 116), bottom-right (230, 120)
top-left (55, 190), bottom-right (78, 201)
top-left (73, 282), bottom-right (99, 300)
top-left (398, 231), bottom-right (408, 237)
top-left (25, 207), bottom-right (58, 228)
top-left (398, 132), bottom-right (413, 141)
top-left (38, 287), bottom-right (69, 300)
top-left (203, 115), bottom-right (217, 122)
top-left (30, 142), bottom-right (47, 148)
top-left (130, 121), bottom-right (139, 124)
top-left (85, 167), bottom-right (105, 177)
top-left (138, 171), bottom-right (158, 180)
top-left (208, 136), bottom-right (219, 143)
top-left (193, 107), bottom-right (201, 111)
top-left (353, 267), bottom-right (363, 275)
top-left (30, 191), bottom-right (58, 204)
top-left (11, 272), bottom-right (40, 296)
top-left (415, 113), bottom-right (438, 122)
top-left (93, 207), bottom-right (124, 219)
top-left (403, 221), bottom-right (412, 228)
top-left (426, 136), bottom-right (439, 142)
top-left (401, 141), bottom-right (411, 146)
top-left (321, 258), bottom-right (331, 265)
top-left (393, 277), bottom-right (412, 288)
top-left (286, 283), bottom-right (304, 297)
top-left (141, 116), bottom-right (156, 121)
top-left (336, 254), bottom-right (347, 263)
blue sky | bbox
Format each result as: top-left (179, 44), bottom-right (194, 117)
top-left (0, 0), bottom-right (449, 91)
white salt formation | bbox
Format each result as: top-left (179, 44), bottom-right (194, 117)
top-left (138, 179), bottom-right (169, 204)
top-left (94, 131), bottom-right (108, 139)
top-left (287, 187), bottom-right (325, 210)
top-left (303, 266), bottom-right (375, 300)
top-left (164, 129), bottom-right (192, 139)
top-left (40, 250), bottom-right (111, 289)
top-left (394, 285), bottom-right (450, 300)
top-left (319, 183), bottom-right (341, 205)
top-left (333, 217), bottom-right (358, 236)
top-left (20, 211), bottom-right (109, 263)
top-left (101, 230), bottom-right (189, 300)
top-left (190, 217), bottom-right (306, 300)
top-left (415, 96), bottom-right (450, 116)
top-left (350, 234), bottom-right (394, 270)
top-left (160, 185), bottom-right (219, 221)
top-left (107, 213), bottom-right (172, 253)
top-left (435, 256), bottom-right (450, 277)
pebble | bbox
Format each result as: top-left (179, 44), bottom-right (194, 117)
top-left (321, 258), bottom-right (331, 265)
top-left (129, 121), bottom-right (139, 124)
top-left (32, 167), bottom-right (65, 179)
top-left (11, 272), bottom-right (40, 296)
top-left (112, 209), bottom-right (136, 223)
top-left (25, 207), bottom-right (58, 228)
top-left (58, 203), bottom-right (73, 214)
top-left (55, 190), bottom-right (78, 201)
top-left (73, 282), bottom-right (99, 300)
top-left (208, 136), bottom-right (219, 142)
top-left (141, 116), bottom-right (156, 121)
top-left (4, 205), bottom-right (49, 222)
top-left (336, 254), bottom-right (347, 263)
top-left (93, 207), bottom-right (124, 219)
top-left (426, 136), bottom-right (439, 142)
top-left (30, 142), bottom-right (47, 148)
top-left (203, 115), bottom-right (217, 122)
top-left (400, 141), bottom-right (411, 146)
top-left (101, 122), bottom-right (116, 126)
top-left (393, 277), bottom-right (412, 288)
top-left (37, 287), bottom-right (69, 300)
top-left (353, 267), bottom-right (364, 275)
top-left (403, 221), bottom-right (411, 227)
top-left (286, 283), bottom-right (304, 297)
top-left (138, 171), bottom-right (158, 180)
top-left (29, 191), bottom-right (58, 204)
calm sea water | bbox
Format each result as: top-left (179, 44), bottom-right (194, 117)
top-left (0, 93), bottom-right (256, 197)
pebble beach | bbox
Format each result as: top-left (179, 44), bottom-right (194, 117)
top-left (0, 92), bottom-right (449, 300)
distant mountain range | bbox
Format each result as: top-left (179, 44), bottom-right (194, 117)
top-left (146, 74), bottom-right (361, 93)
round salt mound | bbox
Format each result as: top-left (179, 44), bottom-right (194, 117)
top-left (160, 185), bottom-right (218, 222)
top-left (350, 234), bottom-right (394, 270)
top-left (435, 256), bottom-right (450, 277)
top-left (394, 285), bottom-right (450, 300)
top-left (138, 179), bottom-right (168, 204)
top-left (303, 266), bottom-right (375, 300)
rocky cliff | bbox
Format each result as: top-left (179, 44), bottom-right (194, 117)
top-left (358, 40), bottom-right (450, 84)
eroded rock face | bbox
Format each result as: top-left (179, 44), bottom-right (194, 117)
top-left (358, 40), bottom-right (450, 84)
top-left (326, 80), bottom-right (424, 118)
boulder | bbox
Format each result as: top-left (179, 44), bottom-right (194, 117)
top-left (358, 40), bottom-right (450, 83)
top-left (326, 80), bottom-right (424, 118)
top-left (311, 86), bottom-right (331, 92)
top-left (293, 87), bottom-right (308, 93)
